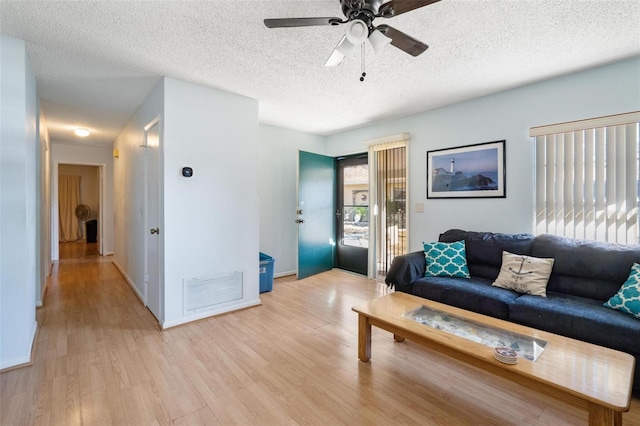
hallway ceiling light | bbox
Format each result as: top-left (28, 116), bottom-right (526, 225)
top-left (74, 127), bottom-right (91, 137)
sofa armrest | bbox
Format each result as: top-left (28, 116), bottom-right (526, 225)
top-left (385, 251), bottom-right (426, 293)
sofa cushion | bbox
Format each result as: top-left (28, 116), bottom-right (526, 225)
top-left (423, 241), bottom-right (470, 278)
top-left (604, 263), bottom-right (640, 319)
top-left (492, 251), bottom-right (554, 297)
top-left (439, 229), bottom-right (535, 280)
top-left (411, 276), bottom-right (520, 319)
top-left (509, 291), bottom-right (640, 355)
top-left (531, 234), bottom-right (640, 301)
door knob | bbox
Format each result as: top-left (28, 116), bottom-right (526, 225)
top-left (295, 219), bottom-right (305, 224)
top-left (150, 228), bottom-right (159, 234)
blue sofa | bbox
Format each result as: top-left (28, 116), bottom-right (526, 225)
top-left (385, 229), bottom-right (640, 394)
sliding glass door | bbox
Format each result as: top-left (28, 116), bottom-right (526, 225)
top-left (371, 144), bottom-right (407, 280)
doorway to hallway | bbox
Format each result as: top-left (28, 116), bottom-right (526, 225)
top-left (53, 162), bottom-right (105, 260)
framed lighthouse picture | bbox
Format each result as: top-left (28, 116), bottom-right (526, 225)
top-left (427, 140), bottom-right (505, 199)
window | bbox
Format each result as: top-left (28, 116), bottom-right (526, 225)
top-left (531, 112), bottom-right (640, 244)
top-left (366, 133), bottom-right (409, 280)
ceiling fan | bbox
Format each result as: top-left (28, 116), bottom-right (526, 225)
top-left (264, 0), bottom-right (441, 67)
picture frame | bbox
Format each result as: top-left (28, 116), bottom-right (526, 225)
top-left (427, 140), bottom-right (506, 199)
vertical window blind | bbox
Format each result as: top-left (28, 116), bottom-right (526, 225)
top-left (366, 134), bottom-right (409, 279)
top-left (531, 112), bottom-right (640, 244)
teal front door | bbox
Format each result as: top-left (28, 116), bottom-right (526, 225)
top-left (297, 151), bottom-right (336, 279)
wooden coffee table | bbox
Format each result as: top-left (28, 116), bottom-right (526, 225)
top-left (352, 292), bottom-right (635, 426)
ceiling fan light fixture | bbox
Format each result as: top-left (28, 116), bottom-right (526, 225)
top-left (345, 19), bottom-right (368, 45)
top-left (336, 37), bottom-right (356, 57)
top-left (265, 0), bottom-right (438, 66)
top-left (368, 29), bottom-right (392, 54)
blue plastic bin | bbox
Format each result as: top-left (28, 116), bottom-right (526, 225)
top-left (259, 252), bottom-right (275, 293)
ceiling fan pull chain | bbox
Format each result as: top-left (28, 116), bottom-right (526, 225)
top-left (360, 43), bottom-right (366, 82)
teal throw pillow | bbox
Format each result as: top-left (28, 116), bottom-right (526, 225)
top-left (423, 240), bottom-right (470, 278)
top-left (604, 263), bottom-right (640, 319)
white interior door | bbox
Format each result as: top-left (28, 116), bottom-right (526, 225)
top-left (145, 119), bottom-right (162, 323)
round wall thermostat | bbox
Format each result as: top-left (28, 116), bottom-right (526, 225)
top-left (182, 167), bottom-right (193, 177)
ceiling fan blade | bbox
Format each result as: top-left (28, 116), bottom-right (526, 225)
top-left (325, 35), bottom-right (357, 67)
top-left (378, 0), bottom-right (441, 17)
top-left (376, 24), bottom-right (428, 57)
top-left (264, 17), bottom-right (342, 28)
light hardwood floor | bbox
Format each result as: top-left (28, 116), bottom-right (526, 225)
top-left (1, 244), bottom-right (639, 425)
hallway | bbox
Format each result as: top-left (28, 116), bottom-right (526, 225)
top-left (1, 249), bottom-right (639, 425)
top-left (1, 245), bottom-right (160, 424)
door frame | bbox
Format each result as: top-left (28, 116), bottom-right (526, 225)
top-left (51, 161), bottom-right (106, 260)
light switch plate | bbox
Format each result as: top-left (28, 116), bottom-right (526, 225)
top-left (415, 203), bottom-right (424, 213)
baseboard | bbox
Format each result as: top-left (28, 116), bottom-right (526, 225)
top-left (0, 321), bottom-right (38, 373)
top-left (162, 299), bottom-right (262, 329)
top-left (41, 280), bottom-right (49, 306)
top-left (275, 270), bottom-right (296, 278)
top-left (112, 259), bottom-right (144, 303)
top-left (36, 274), bottom-right (52, 308)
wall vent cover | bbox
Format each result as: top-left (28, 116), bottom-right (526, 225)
top-left (183, 271), bottom-right (243, 314)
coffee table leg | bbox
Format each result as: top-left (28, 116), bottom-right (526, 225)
top-left (358, 314), bottom-right (371, 362)
top-left (588, 402), bottom-right (619, 426)
top-left (394, 334), bottom-right (405, 342)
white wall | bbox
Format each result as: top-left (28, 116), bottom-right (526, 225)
top-left (113, 79), bottom-right (164, 301)
top-left (51, 142), bottom-right (114, 257)
top-left (325, 57), bottom-right (640, 251)
top-left (0, 35), bottom-right (38, 369)
top-left (113, 77), bottom-right (260, 328)
top-left (258, 124), bottom-right (326, 276)
top-left (162, 78), bottom-right (260, 327)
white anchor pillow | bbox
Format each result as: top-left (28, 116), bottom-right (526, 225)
top-left (492, 251), bottom-right (554, 297)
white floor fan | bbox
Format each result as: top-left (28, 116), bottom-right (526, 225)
top-left (75, 204), bottom-right (91, 240)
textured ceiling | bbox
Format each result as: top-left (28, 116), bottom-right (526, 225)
top-left (1, 0), bottom-right (639, 146)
